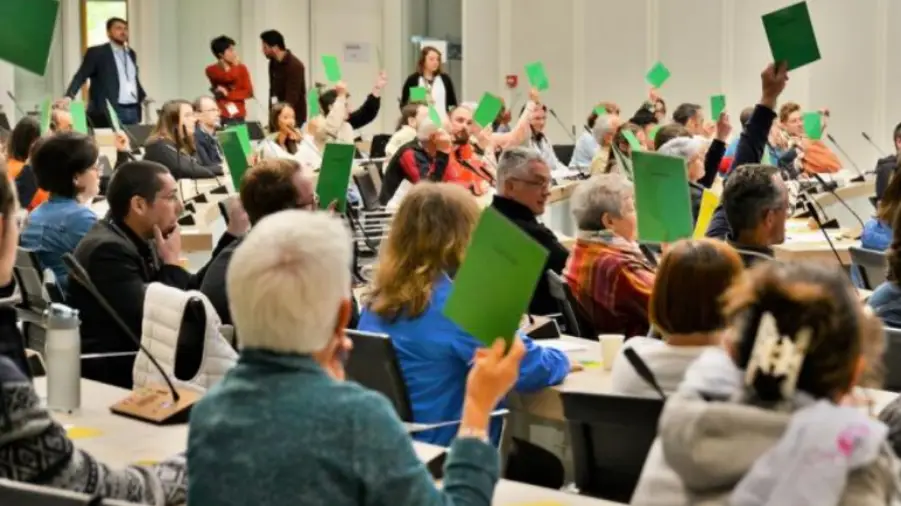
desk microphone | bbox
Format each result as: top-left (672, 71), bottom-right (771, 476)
top-left (810, 172), bottom-right (865, 234)
top-left (547, 107), bottom-right (576, 142)
top-left (805, 201), bottom-right (846, 270)
top-left (826, 133), bottom-right (865, 182)
top-left (5, 91), bottom-right (27, 118)
top-left (62, 253), bottom-right (198, 424)
top-left (862, 132), bottom-right (888, 158)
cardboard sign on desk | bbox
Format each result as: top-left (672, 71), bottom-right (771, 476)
top-left (632, 151), bottom-right (693, 243)
top-left (443, 208), bottom-right (549, 348)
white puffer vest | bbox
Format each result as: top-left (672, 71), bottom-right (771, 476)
top-left (132, 283), bottom-right (237, 393)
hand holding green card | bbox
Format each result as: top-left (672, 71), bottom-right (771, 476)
top-left (473, 92), bottom-right (503, 129)
top-left (802, 111), bottom-right (822, 140)
top-left (631, 151), bottom-right (693, 243)
top-left (321, 54), bottom-right (342, 83)
top-left (308, 87), bottom-right (321, 117)
top-left (524, 61), bottom-right (550, 92)
top-left (105, 100), bottom-right (123, 133)
top-left (315, 143), bottom-right (356, 212)
top-left (443, 207), bottom-right (550, 348)
top-left (762, 2), bottom-right (821, 71)
top-left (622, 130), bottom-right (643, 152)
top-left (710, 94), bottom-right (727, 121)
top-left (409, 86), bottom-right (429, 103)
top-left (645, 62), bottom-right (671, 88)
top-left (0, 0), bottom-right (60, 76)
top-left (217, 129), bottom-right (252, 191)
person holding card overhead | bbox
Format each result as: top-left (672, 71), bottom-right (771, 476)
top-left (521, 103), bottom-right (568, 175)
top-left (359, 183), bottom-right (570, 446)
top-left (144, 99), bottom-right (224, 180)
top-left (565, 174), bottom-right (656, 338)
top-left (401, 46), bottom-right (458, 113)
top-left (444, 105), bottom-right (496, 200)
top-left (317, 74), bottom-right (387, 143)
top-left (261, 30), bottom-right (307, 123)
top-left (777, 102), bottom-right (839, 174)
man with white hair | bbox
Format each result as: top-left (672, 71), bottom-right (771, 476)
top-left (378, 119), bottom-right (451, 205)
top-left (491, 147), bottom-right (569, 316)
top-left (588, 113), bottom-right (623, 175)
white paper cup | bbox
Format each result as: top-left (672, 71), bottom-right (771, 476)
top-left (599, 334), bottom-right (625, 371)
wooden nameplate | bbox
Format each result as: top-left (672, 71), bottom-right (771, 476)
top-left (110, 384), bottom-right (201, 425)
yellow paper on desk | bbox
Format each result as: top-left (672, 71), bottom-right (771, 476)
top-left (692, 189), bottom-right (720, 239)
top-left (67, 426), bottom-right (102, 440)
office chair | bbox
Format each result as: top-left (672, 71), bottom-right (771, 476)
top-left (849, 246), bottom-right (888, 291)
top-left (546, 270), bottom-right (594, 338)
top-left (369, 134), bottom-right (391, 162)
top-left (562, 392), bottom-right (664, 502)
top-left (883, 327), bottom-right (901, 392)
top-left (344, 329), bottom-right (413, 422)
top-left (13, 248), bottom-right (65, 353)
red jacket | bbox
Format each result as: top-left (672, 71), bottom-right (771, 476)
top-left (205, 62), bottom-right (254, 120)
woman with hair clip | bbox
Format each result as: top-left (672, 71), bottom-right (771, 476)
top-left (632, 261), bottom-right (898, 505)
top-left (400, 45), bottom-right (458, 113)
top-left (144, 99), bottom-right (224, 180)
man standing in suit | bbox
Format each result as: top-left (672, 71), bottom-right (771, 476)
top-left (260, 30), bottom-right (306, 123)
top-left (61, 17), bottom-right (146, 128)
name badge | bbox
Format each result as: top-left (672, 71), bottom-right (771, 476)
top-left (124, 81), bottom-right (138, 100)
top-left (225, 102), bottom-right (239, 116)
top-left (271, 97), bottom-right (278, 105)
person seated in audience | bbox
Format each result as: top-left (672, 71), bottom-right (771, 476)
top-left (19, 133), bottom-right (100, 291)
top-left (657, 136), bottom-right (709, 224)
top-left (492, 148), bottom-right (570, 316)
top-left (867, 208), bottom-right (901, 328)
top-left (379, 120), bottom-right (451, 205)
top-left (192, 96), bottom-right (223, 167)
top-left (610, 239), bottom-right (743, 397)
top-left (672, 103), bottom-right (707, 137)
top-left (522, 103), bottom-right (568, 174)
top-left (655, 115), bottom-right (730, 190)
top-left (400, 45), bottom-right (458, 113)
top-left (571, 102), bottom-right (619, 170)
top-left (258, 102), bottom-right (305, 162)
top-left (144, 99), bottom-right (224, 180)
top-left (13, 143), bottom-right (50, 212)
top-left (318, 73), bottom-right (387, 142)
top-left (473, 89), bottom-right (539, 165)
top-left (4, 116), bottom-right (40, 180)
top-left (603, 122), bottom-right (647, 174)
top-left (0, 163), bottom-right (31, 375)
top-left (723, 106), bottom-right (755, 159)
top-left (775, 102), bottom-right (840, 175)
top-left (359, 183), bottom-right (571, 446)
top-left (66, 160), bottom-right (246, 388)
top-left (652, 123), bottom-right (691, 150)
top-left (444, 104), bottom-right (496, 200)
top-left (385, 102), bottom-right (428, 161)
top-left (861, 170), bottom-right (901, 252)
top-left (189, 208), bottom-right (518, 505)
top-left (876, 122), bottom-right (901, 202)
top-left (629, 105), bottom-right (660, 143)
top-left (49, 107), bottom-right (73, 133)
top-left (719, 164), bottom-right (789, 266)
top-left (631, 261), bottom-right (897, 505)
top-left (565, 174), bottom-right (656, 337)
top-left (588, 113), bottom-right (623, 175)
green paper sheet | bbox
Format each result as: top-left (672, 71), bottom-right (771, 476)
top-left (632, 151), bottom-right (693, 243)
top-left (321, 54), bottom-right (342, 83)
top-left (648, 125), bottom-right (662, 145)
top-left (612, 144), bottom-right (634, 181)
top-left (316, 143), bottom-right (356, 212)
top-left (594, 105), bottom-right (608, 117)
top-left (105, 100), bottom-right (123, 133)
top-left (69, 101), bottom-right (88, 134)
top-left (524, 61), bottom-right (549, 91)
top-left (803, 111), bottom-right (822, 140)
top-left (443, 207), bottom-right (550, 348)
top-left (622, 130), bottom-right (642, 152)
top-left (762, 2), bottom-right (821, 71)
top-left (473, 92), bottom-right (503, 128)
top-left (409, 86), bottom-right (429, 103)
top-left (225, 123), bottom-right (252, 155)
top-left (0, 0), bottom-right (60, 76)
top-left (645, 62), bottom-right (671, 88)
top-left (710, 94), bottom-right (727, 121)
top-left (428, 106), bottom-right (443, 127)
top-left (308, 87), bottom-right (321, 117)
top-left (761, 147), bottom-right (774, 165)
top-left (217, 129), bottom-right (252, 191)
top-left (38, 98), bottom-right (51, 134)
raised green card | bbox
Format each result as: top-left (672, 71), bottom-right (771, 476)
top-left (321, 54), bottom-right (342, 83)
top-left (0, 0), bottom-right (59, 75)
top-left (524, 61), bottom-right (550, 91)
top-left (409, 86), bottom-right (429, 103)
top-left (105, 100), bottom-right (123, 133)
top-left (710, 94), bottom-right (727, 121)
top-left (632, 151), bottom-right (693, 243)
top-left (69, 101), bottom-right (89, 134)
top-left (645, 62), bottom-right (671, 88)
top-left (428, 106), bottom-right (443, 127)
top-left (762, 2), bottom-right (821, 71)
top-left (803, 111), bottom-right (822, 140)
top-left (315, 143), bottom-right (356, 212)
top-left (217, 130), bottom-right (252, 191)
top-left (308, 87), bottom-right (321, 117)
top-left (622, 130), bottom-right (643, 152)
top-left (473, 92), bottom-right (503, 129)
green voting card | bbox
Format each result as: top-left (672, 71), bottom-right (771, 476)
top-left (594, 105), bottom-right (609, 117)
top-left (443, 207), bottom-right (550, 348)
top-left (105, 100), bottom-right (123, 133)
top-left (762, 147), bottom-right (774, 165)
top-left (321, 54), bottom-right (342, 83)
top-left (0, 0), bottom-right (59, 76)
top-left (648, 125), bottom-right (662, 146)
top-left (803, 111), bottom-right (822, 140)
top-left (316, 143), bottom-right (356, 212)
top-left (217, 129), bottom-right (252, 191)
top-left (632, 151), bottom-right (693, 243)
top-left (409, 86), bottom-right (429, 103)
top-left (308, 87), bottom-right (321, 117)
top-left (69, 101), bottom-right (88, 134)
top-left (428, 106), bottom-right (443, 127)
top-left (473, 92), bottom-right (503, 129)
top-left (762, 2), bottom-right (821, 71)
top-left (524, 61), bottom-right (549, 91)
top-left (645, 62), bottom-right (671, 88)
top-left (710, 94), bottom-right (727, 121)
top-left (225, 123), bottom-right (252, 155)
top-left (612, 144), bottom-right (634, 181)
top-left (38, 98), bottom-right (51, 134)
top-left (622, 130), bottom-right (643, 152)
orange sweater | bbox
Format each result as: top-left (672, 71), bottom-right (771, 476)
top-left (6, 159), bottom-right (24, 180)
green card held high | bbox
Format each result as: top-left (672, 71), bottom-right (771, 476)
top-left (802, 111), bottom-right (822, 140)
top-left (631, 151), bottom-right (693, 243)
top-left (473, 92), bottom-right (503, 129)
top-left (308, 87), bottom-right (321, 117)
top-left (710, 94), bottom-right (727, 121)
top-left (0, 0), bottom-right (60, 76)
top-left (443, 207), bottom-right (549, 348)
top-left (69, 101), bottom-right (89, 134)
top-left (217, 129), bottom-right (252, 191)
top-left (316, 143), bottom-right (356, 212)
top-left (762, 2), bottom-right (821, 71)
top-left (524, 61), bottom-right (549, 91)
top-left (409, 86), bottom-right (429, 103)
top-left (321, 54), bottom-right (342, 83)
top-left (645, 62), bottom-right (671, 88)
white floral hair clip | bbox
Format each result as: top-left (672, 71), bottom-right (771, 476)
top-left (745, 312), bottom-right (812, 399)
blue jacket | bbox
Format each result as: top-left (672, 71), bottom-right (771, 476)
top-left (20, 196), bottom-right (97, 291)
top-left (188, 349), bottom-right (500, 506)
top-left (570, 130), bottom-right (599, 169)
top-left (358, 275), bottom-right (571, 446)
top-left (861, 219), bottom-right (892, 251)
top-left (868, 281), bottom-right (901, 329)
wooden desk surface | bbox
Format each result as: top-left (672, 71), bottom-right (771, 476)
top-left (549, 180), bottom-right (581, 205)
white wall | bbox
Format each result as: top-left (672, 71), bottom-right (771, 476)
top-left (463, 0), bottom-right (894, 172)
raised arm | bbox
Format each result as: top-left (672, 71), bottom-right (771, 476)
top-left (65, 48), bottom-right (97, 98)
top-left (733, 62), bottom-right (788, 170)
top-left (491, 90), bottom-right (538, 150)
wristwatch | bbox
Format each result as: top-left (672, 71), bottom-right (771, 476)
top-left (457, 426), bottom-right (489, 443)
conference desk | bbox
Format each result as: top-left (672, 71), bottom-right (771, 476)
top-left (543, 180), bottom-right (581, 238)
top-left (773, 218), bottom-right (858, 266)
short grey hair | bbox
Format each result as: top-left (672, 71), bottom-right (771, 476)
top-left (657, 136), bottom-right (706, 160)
top-left (571, 174), bottom-right (634, 231)
top-left (417, 120), bottom-right (440, 141)
top-left (497, 147), bottom-right (546, 188)
top-left (592, 114), bottom-right (618, 144)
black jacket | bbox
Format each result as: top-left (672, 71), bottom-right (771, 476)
top-left (194, 126), bottom-right (223, 167)
top-left (0, 282), bottom-right (29, 378)
top-left (65, 43), bottom-right (146, 127)
top-left (347, 94), bottom-right (382, 131)
top-left (143, 139), bottom-right (223, 180)
top-left (66, 219), bottom-right (236, 388)
top-left (379, 140), bottom-right (448, 204)
top-left (400, 72), bottom-right (458, 111)
top-left (491, 196), bottom-right (569, 317)
top-left (875, 155), bottom-right (899, 201)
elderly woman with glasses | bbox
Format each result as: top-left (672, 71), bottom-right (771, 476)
top-left (564, 174), bottom-right (656, 338)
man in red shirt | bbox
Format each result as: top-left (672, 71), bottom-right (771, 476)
top-left (205, 35), bottom-right (254, 126)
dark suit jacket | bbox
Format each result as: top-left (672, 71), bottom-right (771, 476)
top-left (875, 155), bottom-right (899, 201)
top-left (143, 139), bottom-right (223, 180)
top-left (65, 43), bottom-right (147, 124)
top-left (66, 219), bottom-right (235, 388)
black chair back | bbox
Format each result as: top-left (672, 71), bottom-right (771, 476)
top-left (553, 144), bottom-right (575, 166)
top-left (369, 134), bottom-right (391, 159)
top-left (344, 330), bottom-right (413, 421)
top-left (124, 123), bottom-right (153, 148)
top-left (562, 392), bottom-right (664, 502)
top-left (14, 248), bottom-right (54, 310)
top-left (883, 327), bottom-right (901, 392)
top-left (246, 121), bottom-right (266, 141)
top-left (353, 171), bottom-right (381, 211)
top-left (546, 270), bottom-right (594, 338)
top-left (849, 246), bottom-right (888, 290)
top-left (173, 297), bottom-right (206, 382)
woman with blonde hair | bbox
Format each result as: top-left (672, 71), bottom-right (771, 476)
top-left (359, 183), bottom-right (571, 446)
top-left (143, 99), bottom-right (223, 180)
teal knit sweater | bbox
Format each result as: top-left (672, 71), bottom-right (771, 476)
top-left (187, 349), bottom-right (500, 505)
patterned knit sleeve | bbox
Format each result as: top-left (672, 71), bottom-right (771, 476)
top-left (60, 450), bottom-right (187, 506)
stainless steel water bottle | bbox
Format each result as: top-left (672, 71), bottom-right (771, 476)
top-left (44, 303), bottom-right (81, 413)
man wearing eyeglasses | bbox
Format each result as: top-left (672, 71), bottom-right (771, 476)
top-left (492, 147), bottom-right (569, 317)
top-left (193, 96), bottom-right (223, 167)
